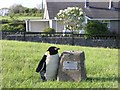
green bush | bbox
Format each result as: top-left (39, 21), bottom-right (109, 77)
top-left (1, 24), bottom-right (12, 31)
top-left (43, 28), bottom-right (55, 34)
top-left (1, 24), bottom-right (25, 31)
top-left (2, 19), bottom-right (9, 24)
top-left (1, 19), bottom-right (25, 31)
top-left (84, 21), bottom-right (110, 38)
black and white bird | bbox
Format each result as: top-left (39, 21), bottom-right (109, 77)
top-left (36, 46), bottom-right (60, 81)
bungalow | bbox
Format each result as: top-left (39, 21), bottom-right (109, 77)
top-left (26, 0), bottom-right (120, 34)
top-left (0, 8), bottom-right (9, 16)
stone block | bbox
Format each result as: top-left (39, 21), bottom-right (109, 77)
top-left (57, 51), bottom-right (87, 82)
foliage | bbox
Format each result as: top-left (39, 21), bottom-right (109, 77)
top-left (9, 13), bottom-right (18, 21)
top-left (1, 24), bottom-right (12, 31)
top-left (43, 28), bottom-right (55, 34)
top-left (9, 4), bottom-right (25, 14)
top-left (1, 24), bottom-right (25, 31)
top-left (1, 40), bottom-right (118, 88)
top-left (0, 16), bottom-right (42, 21)
top-left (84, 21), bottom-right (110, 38)
top-left (56, 7), bottom-right (84, 31)
top-left (1, 19), bottom-right (9, 24)
top-left (9, 4), bottom-right (43, 17)
top-left (1, 20), bottom-right (25, 31)
top-left (1, 4), bottom-right (43, 21)
top-left (0, 4), bottom-right (43, 31)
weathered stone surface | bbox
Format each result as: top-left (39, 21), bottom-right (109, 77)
top-left (57, 51), bottom-right (87, 82)
top-left (2, 35), bottom-right (117, 48)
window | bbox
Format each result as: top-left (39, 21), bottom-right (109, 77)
top-left (102, 20), bottom-right (110, 29)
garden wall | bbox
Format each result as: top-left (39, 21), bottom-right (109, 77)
top-left (2, 35), bottom-right (119, 48)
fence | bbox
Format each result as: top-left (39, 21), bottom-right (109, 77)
top-left (1, 31), bottom-right (119, 48)
top-left (1, 31), bottom-right (117, 38)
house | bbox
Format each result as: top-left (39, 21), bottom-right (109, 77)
top-left (26, 0), bottom-right (120, 34)
top-left (0, 8), bottom-right (9, 16)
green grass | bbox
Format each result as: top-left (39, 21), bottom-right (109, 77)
top-left (1, 40), bottom-right (118, 88)
top-left (0, 16), bottom-right (42, 20)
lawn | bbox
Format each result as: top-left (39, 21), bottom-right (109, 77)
top-left (0, 16), bottom-right (42, 20)
top-left (1, 40), bottom-right (118, 88)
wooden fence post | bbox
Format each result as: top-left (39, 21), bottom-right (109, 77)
top-left (23, 30), bottom-right (26, 41)
top-left (72, 30), bottom-right (74, 45)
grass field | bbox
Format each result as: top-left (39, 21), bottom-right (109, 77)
top-left (0, 16), bottom-right (42, 20)
top-left (1, 40), bottom-right (118, 88)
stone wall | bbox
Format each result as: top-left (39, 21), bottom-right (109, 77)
top-left (2, 35), bottom-right (119, 48)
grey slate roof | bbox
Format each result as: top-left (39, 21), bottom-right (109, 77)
top-left (47, 2), bottom-right (120, 20)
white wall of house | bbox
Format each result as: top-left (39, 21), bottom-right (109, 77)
top-left (26, 19), bottom-right (64, 32)
top-left (0, 8), bottom-right (9, 16)
top-left (56, 21), bottom-right (64, 32)
top-left (44, 0), bottom-right (49, 19)
top-left (26, 0), bottom-right (119, 33)
top-left (26, 20), bottom-right (49, 32)
top-left (43, 6), bottom-right (49, 19)
top-left (110, 20), bottom-right (120, 33)
top-left (49, 20), bottom-right (63, 32)
top-left (26, 18), bottom-right (119, 33)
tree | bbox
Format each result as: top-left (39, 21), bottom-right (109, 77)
top-left (56, 7), bottom-right (84, 32)
top-left (84, 21), bottom-right (110, 38)
top-left (56, 7), bottom-right (84, 45)
top-left (9, 4), bottom-right (25, 14)
top-left (9, 13), bottom-right (18, 21)
top-left (24, 8), bottom-right (30, 13)
top-left (31, 8), bottom-right (38, 13)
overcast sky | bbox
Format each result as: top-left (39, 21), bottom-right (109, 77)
top-left (0, 0), bottom-right (119, 9)
top-left (0, 0), bottom-right (44, 9)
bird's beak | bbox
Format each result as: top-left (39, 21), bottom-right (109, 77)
top-left (54, 47), bottom-right (60, 50)
top-left (56, 48), bottom-right (60, 50)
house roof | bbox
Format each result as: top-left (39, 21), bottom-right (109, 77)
top-left (46, 2), bottom-right (120, 20)
top-left (47, 2), bottom-right (84, 19)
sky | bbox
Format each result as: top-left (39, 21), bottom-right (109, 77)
top-left (0, 0), bottom-right (44, 9)
top-left (0, 0), bottom-right (119, 9)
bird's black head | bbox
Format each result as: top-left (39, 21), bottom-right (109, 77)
top-left (47, 46), bottom-right (60, 55)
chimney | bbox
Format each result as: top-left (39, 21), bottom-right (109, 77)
top-left (85, 0), bottom-right (89, 8)
top-left (109, 0), bottom-right (113, 9)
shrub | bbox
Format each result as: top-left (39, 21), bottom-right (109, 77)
top-left (1, 24), bottom-right (25, 31)
top-left (1, 24), bottom-right (12, 31)
top-left (1, 19), bottom-right (25, 31)
top-left (2, 19), bottom-right (9, 24)
top-left (43, 28), bottom-right (55, 34)
top-left (17, 25), bottom-right (25, 31)
top-left (84, 21), bottom-right (110, 38)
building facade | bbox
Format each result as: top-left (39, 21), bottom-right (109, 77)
top-left (26, 0), bottom-right (120, 33)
